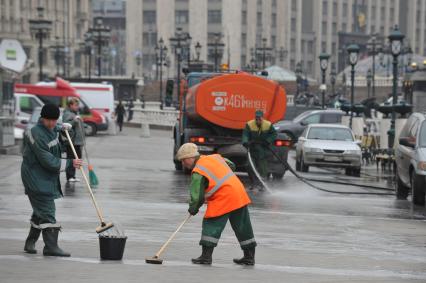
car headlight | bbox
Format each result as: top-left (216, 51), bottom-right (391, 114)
top-left (305, 147), bottom-right (322, 153)
top-left (345, 150), bottom-right (360, 155)
top-left (418, 161), bottom-right (426, 171)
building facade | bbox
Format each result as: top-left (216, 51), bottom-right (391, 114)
top-left (92, 0), bottom-right (126, 76)
top-left (125, 0), bottom-right (426, 80)
top-left (0, 0), bottom-right (91, 82)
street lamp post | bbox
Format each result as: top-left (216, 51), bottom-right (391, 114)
top-left (89, 17), bottom-right (111, 78)
top-left (366, 69), bottom-right (372, 98)
top-left (388, 25), bottom-right (405, 149)
top-left (51, 36), bottom-right (64, 76)
top-left (295, 62), bottom-right (302, 101)
top-left (207, 33), bottom-right (224, 72)
top-left (318, 53), bottom-right (330, 109)
top-left (29, 7), bottom-right (52, 81)
top-left (367, 34), bottom-right (380, 98)
top-left (156, 38), bottom-right (168, 109)
top-left (346, 43), bottom-right (360, 129)
top-left (257, 38), bottom-right (273, 69)
top-left (170, 28), bottom-right (186, 109)
top-left (330, 66), bottom-right (336, 99)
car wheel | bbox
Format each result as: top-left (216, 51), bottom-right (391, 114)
top-left (411, 170), bottom-right (425, 206)
top-left (272, 172), bottom-right (284, 179)
top-left (345, 168), bottom-right (352, 176)
top-left (301, 154), bottom-right (309, 172)
top-left (395, 170), bottom-right (409, 200)
top-left (352, 167), bottom-right (361, 177)
top-left (84, 122), bottom-right (97, 136)
top-left (295, 155), bottom-right (301, 171)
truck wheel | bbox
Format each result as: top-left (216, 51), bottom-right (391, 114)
top-left (352, 167), bottom-right (361, 177)
top-left (84, 122), bottom-right (97, 136)
top-left (272, 173), bottom-right (284, 179)
top-left (345, 168), bottom-right (352, 176)
top-left (396, 174), bottom-right (409, 200)
top-left (300, 155), bottom-right (309, 172)
top-left (411, 171), bottom-right (425, 206)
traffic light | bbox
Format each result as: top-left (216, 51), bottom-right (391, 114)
top-left (165, 79), bottom-right (174, 107)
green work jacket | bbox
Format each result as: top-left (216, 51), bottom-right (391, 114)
top-left (21, 121), bottom-right (68, 200)
top-left (242, 119), bottom-right (277, 158)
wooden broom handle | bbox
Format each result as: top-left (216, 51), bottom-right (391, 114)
top-left (155, 214), bottom-right (191, 258)
top-left (64, 129), bottom-right (106, 224)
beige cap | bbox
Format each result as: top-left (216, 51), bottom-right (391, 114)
top-left (176, 143), bottom-right (200, 161)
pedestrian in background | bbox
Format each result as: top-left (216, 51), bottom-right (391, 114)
top-left (127, 100), bottom-right (134, 122)
top-left (62, 98), bottom-right (84, 182)
top-left (242, 110), bottom-right (277, 189)
top-left (115, 100), bottom-right (126, 132)
top-left (176, 143), bottom-right (257, 265)
top-left (22, 104), bottom-right (82, 257)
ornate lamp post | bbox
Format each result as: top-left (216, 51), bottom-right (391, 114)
top-left (29, 7), bottom-right (52, 81)
top-left (207, 33), bottom-right (224, 72)
top-left (367, 34), bottom-right (380, 98)
top-left (346, 43), bottom-right (360, 129)
top-left (366, 68), bottom-right (372, 98)
top-left (170, 28), bottom-right (185, 109)
top-left (156, 38), bottom-right (168, 109)
top-left (318, 53), bottom-right (330, 109)
top-left (295, 62), bottom-right (302, 101)
top-left (388, 25), bottom-right (405, 149)
top-left (258, 38), bottom-right (273, 69)
top-left (330, 65), bottom-right (337, 99)
top-left (89, 17), bottom-right (111, 78)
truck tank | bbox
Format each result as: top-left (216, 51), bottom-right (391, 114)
top-left (185, 72), bottom-right (286, 129)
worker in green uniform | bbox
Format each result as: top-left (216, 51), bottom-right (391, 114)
top-left (242, 110), bottom-right (277, 187)
top-left (177, 143), bottom-right (256, 265)
top-left (62, 98), bottom-right (84, 182)
top-left (22, 104), bottom-right (82, 257)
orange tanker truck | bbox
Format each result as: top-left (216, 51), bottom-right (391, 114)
top-left (173, 71), bottom-right (291, 179)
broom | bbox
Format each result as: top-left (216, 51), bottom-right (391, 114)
top-left (78, 121), bottom-right (99, 187)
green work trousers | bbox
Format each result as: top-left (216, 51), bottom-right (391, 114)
top-left (200, 205), bottom-right (256, 250)
top-left (28, 195), bottom-right (56, 225)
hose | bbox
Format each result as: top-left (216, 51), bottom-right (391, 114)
top-left (248, 143), bottom-right (395, 196)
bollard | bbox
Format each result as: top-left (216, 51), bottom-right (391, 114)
top-left (140, 122), bottom-right (150, 138)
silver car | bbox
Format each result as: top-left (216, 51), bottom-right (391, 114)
top-left (295, 124), bottom-right (362, 177)
top-left (395, 113), bottom-right (426, 205)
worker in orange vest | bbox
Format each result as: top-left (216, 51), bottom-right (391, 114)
top-left (176, 143), bottom-right (257, 265)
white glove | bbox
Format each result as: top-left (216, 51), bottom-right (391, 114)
top-left (74, 115), bottom-right (81, 121)
top-left (62, 123), bottom-right (72, 131)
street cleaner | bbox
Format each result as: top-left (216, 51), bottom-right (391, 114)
top-left (242, 110), bottom-right (277, 189)
top-left (22, 104), bottom-right (82, 257)
top-left (62, 98), bottom-right (84, 183)
top-left (176, 143), bottom-right (257, 265)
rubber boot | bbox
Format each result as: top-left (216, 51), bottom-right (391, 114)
top-left (191, 246), bottom-right (214, 264)
top-left (233, 247), bottom-right (255, 265)
top-left (42, 228), bottom-right (70, 257)
top-left (24, 226), bottom-right (41, 254)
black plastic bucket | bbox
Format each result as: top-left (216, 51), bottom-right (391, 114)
top-left (99, 236), bottom-right (127, 260)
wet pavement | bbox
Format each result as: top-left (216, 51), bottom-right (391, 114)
top-left (1, 127), bottom-right (425, 282)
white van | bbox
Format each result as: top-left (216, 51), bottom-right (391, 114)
top-left (14, 93), bottom-right (44, 129)
top-left (70, 82), bottom-right (115, 121)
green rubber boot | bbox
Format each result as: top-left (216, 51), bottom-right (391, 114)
top-left (233, 247), bottom-right (255, 265)
top-left (24, 226), bottom-right (41, 254)
top-left (42, 227), bottom-right (70, 257)
top-left (191, 246), bottom-right (213, 265)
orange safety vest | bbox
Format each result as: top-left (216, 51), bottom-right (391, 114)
top-left (192, 154), bottom-right (251, 218)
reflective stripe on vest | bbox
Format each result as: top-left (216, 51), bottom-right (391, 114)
top-left (194, 163), bottom-right (234, 199)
